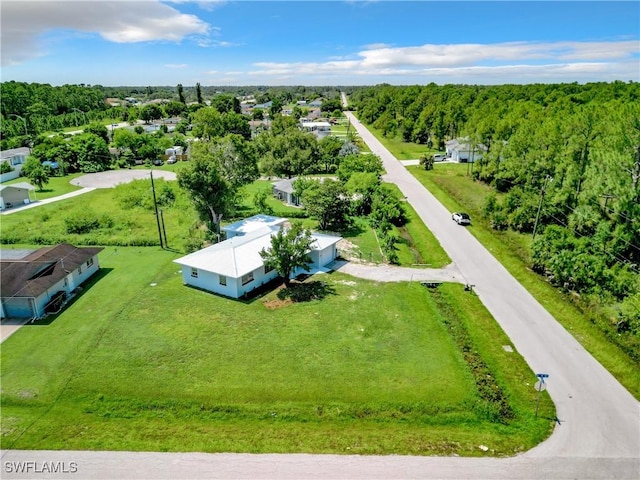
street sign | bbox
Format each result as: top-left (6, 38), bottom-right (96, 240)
top-left (534, 374), bottom-right (549, 417)
top-left (534, 381), bottom-right (547, 392)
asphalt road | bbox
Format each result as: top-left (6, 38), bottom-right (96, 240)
top-left (2, 114), bottom-right (638, 479)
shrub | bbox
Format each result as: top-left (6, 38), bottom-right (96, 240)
top-left (65, 210), bottom-right (112, 234)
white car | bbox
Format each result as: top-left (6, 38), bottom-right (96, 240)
top-left (452, 212), bottom-right (471, 225)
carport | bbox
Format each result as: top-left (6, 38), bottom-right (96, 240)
top-left (0, 182), bottom-right (36, 210)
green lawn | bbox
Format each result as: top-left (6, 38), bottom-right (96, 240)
top-left (5, 173), bottom-right (84, 200)
top-left (1, 247), bottom-right (553, 455)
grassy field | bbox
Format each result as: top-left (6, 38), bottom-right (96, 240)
top-left (1, 247), bottom-right (553, 455)
top-left (5, 173), bottom-right (84, 200)
top-left (0, 176), bottom-right (447, 271)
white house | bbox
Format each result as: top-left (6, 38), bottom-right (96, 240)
top-left (174, 225), bottom-right (341, 299)
top-left (0, 147), bottom-right (30, 182)
top-left (0, 244), bottom-right (103, 319)
top-left (301, 121), bottom-right (331, 139)
top-left (445, 138), bottom-right (487, 163)
top-left (222, 214), bottom-right (287, 239)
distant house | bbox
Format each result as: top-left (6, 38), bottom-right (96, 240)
top-left (445, 138), bottom-right (487, 163)
top-left (174, 224), bottom-right (341, 299)
top-left (1, 147), bottom-right (30, 182)
top-left (222, 214), bottom-right (287, 239)
top-left (0, 244), bottom-right (104, 319)
top-left (301, 121), bottom-right (331, 139)
top-left (272, 178), bottom-right (301, 206)
top-left (254, 101), bottom-right (273, 110)
top-left (0, 182), bottom-right (36, 210)
top-left (308, 99), bottom-right (323, 107)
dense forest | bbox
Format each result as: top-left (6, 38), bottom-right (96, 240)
top-left (350, 82), bottom-right (640, 357)
top-left (0, 82), bottom-right (345, 147)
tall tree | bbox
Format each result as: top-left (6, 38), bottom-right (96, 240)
top-left (177, 134), bottom-right (259, 239)
top-left (196, 82), bottom-right (203, 104)
top-left (302, 179), bottom-right (352, 231)
top-left (21, 156), bottom-right (51, 190)
top-left (259, 222), bottom-right (314, 287)
top-left (177, 83), bottom-right (185, 104)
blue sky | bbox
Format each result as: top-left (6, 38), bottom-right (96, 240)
top-left (2, 1), bottom-right (639, 86)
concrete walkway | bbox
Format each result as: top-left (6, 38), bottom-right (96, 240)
top-left (0, 187), bottom-right (95, 215)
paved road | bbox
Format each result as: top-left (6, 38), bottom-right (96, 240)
top-left (344, 111), bottom-right (640, 468)
top-left (2, 114), bottom-right (638, 479)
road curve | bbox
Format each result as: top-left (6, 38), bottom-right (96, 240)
top-left (1, 113), bottom-right (638, 480)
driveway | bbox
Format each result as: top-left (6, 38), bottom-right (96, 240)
top-left (71, 169), bottom-right (177, 188)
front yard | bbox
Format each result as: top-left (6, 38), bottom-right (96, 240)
top-left (1, 247), bottom-right (553, 455)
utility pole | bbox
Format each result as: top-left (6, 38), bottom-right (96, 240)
top-left (150, 170), bottom-right (164, 248)
top-left (532, 175), bottom-right (553, 242)
top-left (160, 209), bottom-right (168, 248)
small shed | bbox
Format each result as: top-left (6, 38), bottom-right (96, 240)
top-left (0, 182), bottom-right (36, 210)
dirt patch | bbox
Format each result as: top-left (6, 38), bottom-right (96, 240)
top-left (263, 297), bottom-right (293, 310)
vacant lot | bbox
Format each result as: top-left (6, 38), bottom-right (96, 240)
top-left (1, 247), bottom-right (553, 455)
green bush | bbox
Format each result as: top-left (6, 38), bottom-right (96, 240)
top-left (64, 210), bottom-right (112, 234)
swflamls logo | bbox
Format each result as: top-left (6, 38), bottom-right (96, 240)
top-left (3, 461), bottom-right (78, 474)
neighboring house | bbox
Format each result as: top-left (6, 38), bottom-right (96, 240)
top-left (301, 121), bottom-right (331, 139)
top-left (254, 101), bottom-right (273, 110)
top-left (222, 214), bottom-right (287, 239)
top-left (272, 178), bottom-right (301, 206)
top-left (282, 108), bottom-right (293, 116)
top-left (0, 243), bottom-right (104, 319)
top-left (308, 99), bottom-right (323, 107)
top-left (174, 224), bottom-right (341, 299)
top-left (445, 138), bottom-right (487, 163)
top-left (0, 147), bottom-right (30, 182)
top-left (0, 182), bottom-right (36, 210)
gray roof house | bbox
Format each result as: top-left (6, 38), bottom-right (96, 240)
top-left (1, 244), bottom-right (104, 319)
top-left (1, 147), bottom-right (30, 182)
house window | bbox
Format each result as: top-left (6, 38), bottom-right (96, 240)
top-left (77, 265), bottom-right (82, 274)
top-left (191, 268), bottom-right (198, 278)
top-left (219, 275), bottom-right (227, 286)
top-left (264, 264), bottom-right (274, 275)
top-left (86, 257), bottom-right (94, 268)
top-left (241, 272), bottom-right (254, 285)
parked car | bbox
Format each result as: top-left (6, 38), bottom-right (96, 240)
top-left (152, 159), bottom-right (164, 166)
top-left (433, 154), bottom-right (446, 162)
top-left (452, 212), bottom-right (471, 225)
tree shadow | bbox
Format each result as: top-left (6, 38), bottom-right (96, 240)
top-left (276, 280), bottom-right (336, 303)
top-left (339, 223), bottom-right (365, 238)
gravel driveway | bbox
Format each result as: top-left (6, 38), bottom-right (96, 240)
top-left (70, 169), bottom-right (177, 188)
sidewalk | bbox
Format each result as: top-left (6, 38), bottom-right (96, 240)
top-left (1, 187), bottom-right (95, 215)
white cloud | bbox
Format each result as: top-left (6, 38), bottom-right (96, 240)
top-left (245, 40), bottom-right (640, 84)
top-left (1, 0), bottom-right (210, 66)
top-left (165, 63), bottom-right (188, 69)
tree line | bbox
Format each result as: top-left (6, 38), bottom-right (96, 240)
top-left (350, 81), bottom-right (640, 354)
